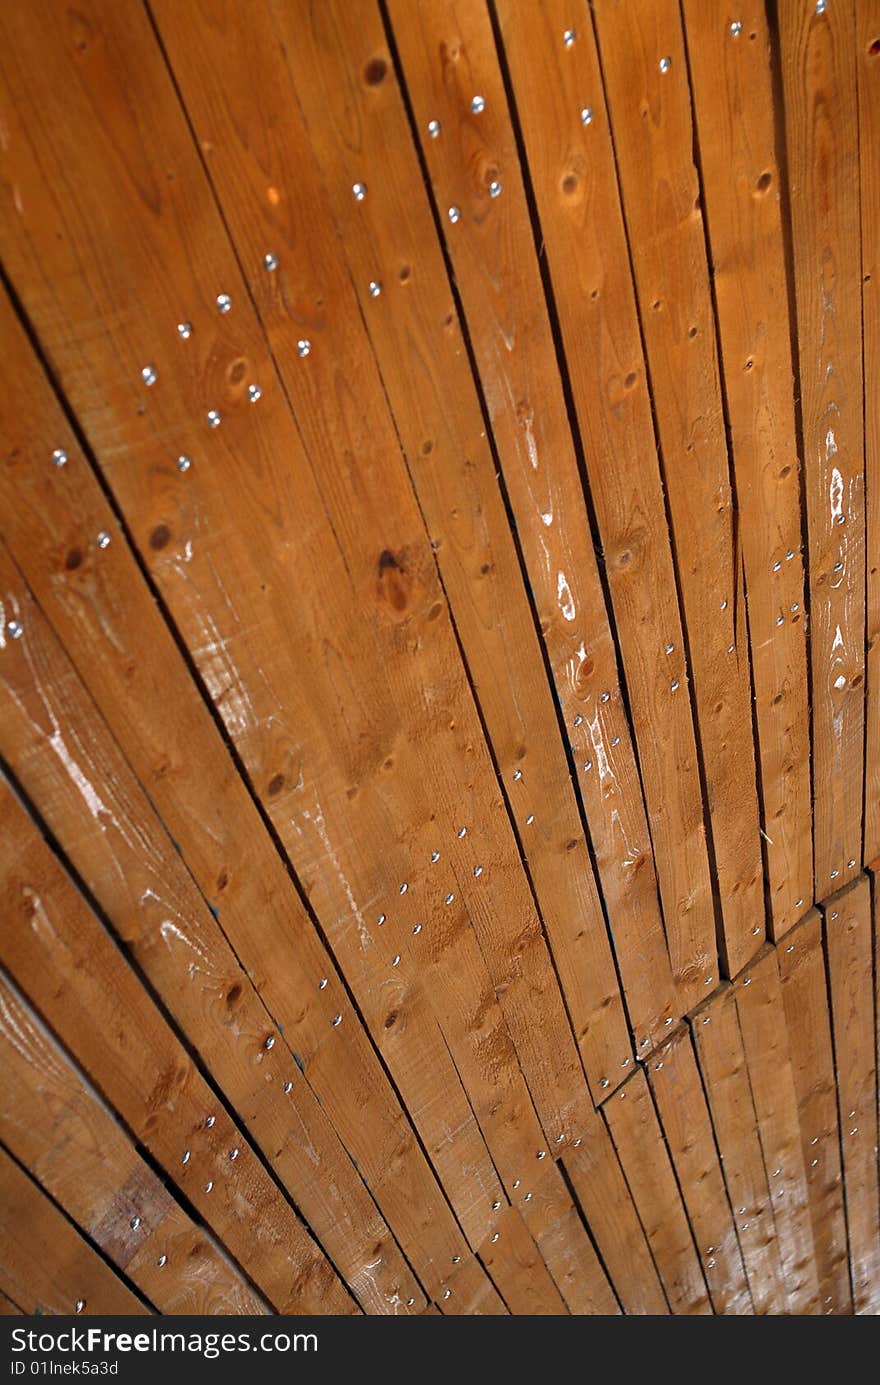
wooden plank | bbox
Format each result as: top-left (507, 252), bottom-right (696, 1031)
top-left (733, 951), bottom-right (821, 1313)
top-left (0, 293), bottom-right (473, 1287)
top-left (0, 1149), bottom-right (148, 1317)
top-left (518, 1160), bottom-right (619, 1315)
top-left (860, 0), bottom-right (880, 864)
top-left (648, 1026), bottom-right (752, 1314)
top-left (682, 0), bottom-right (813, 935)
top-left (308, 0), bottom-right (686, 1056)
top-left (603, 1069), bottom-right (710, 1314)
top-left (777, 909), bottom-right (852, 1314)
top-left (476, 1207), bottom-right (568, 1316)
top-left (693, 986), bottom-right (785, 1314)
top-left (0, 972), bottom-right (270, 1316)
top-left (0, 549), bottom-right (427, 1313)
top-left (591, 0), bottom-right (764, 976)
top-left (563, 1126), bottom-right (668, 1315)
top-left (0, 1292), bottom-right (22, 1316)
top-left (777, 0), bottom-right (866, 887)
top-left (438, 1257), bottom-right (507, 1316)
top-left (493, 0), bottom-right (735, 991)
top-left (148, 0), bottom-right (638, 1099)
top-left (0, 0), bottom-right (593, 1224)
top-left (0, 782), bottom-right (356, 1316)
top-left (823, 878), bottom-right (880, 1313)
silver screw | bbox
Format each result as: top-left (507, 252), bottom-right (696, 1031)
top-left (665, 643), bottom-right (674, 654)
top-left (130, 1216), bottom-right (141, 1230)
top-left (229, 1148), bottom-right (239, 1161)
top-left (730, 21), bottom-right (743, 36)
top-left (563, 29), bottom-right (576, 47)
top-left (773, 561), bottom-right (782, 572)
top-left (297, 339), bottom-right (311, 358)
top-left (332, 1014), bottom-right (342, 1026)
top-left (377, 914), bottom-right (386, 925)
top-left (204, 1181), bottom-right (213, 1193)
top-left (247, 384), bottom-right (262, 403)
top-left (600, 691), bottom-right (610, 702)
top-left (795, 898), bottom-right (804, 907)
top-left (52, 448), bottom-right (67, 467)
top-left (431, 851), bottom-right (441, 862)
top-left (671, 679), bottom-right (680, 691)
top-left (583, 760), bottom-right (592, 772)
top-left (536, 1150), bottom-right (546, 1160)
top-left (400, 882), bottom-right (408, 894)
top-left (75, 1301), bottom-right (85, 1315)
top-left (141, 365), bottom-right (157, 386)
top-left (177, 322), bottom-right (192, 340)
top-left (491, 1232), bottom-right (499, 1243)
top-left (443, 1288), bottom-right (452, 1300)
top-left (264, 252), bottom-right (279, 272)
top-left (492, 1199), bottom-right (501, 1211)
top-left (264, 1035), bottom-right (275, 1049)
top-left (205, 1116), bottom-right (215, 1128)
top-left (457, 827), bottom-right (467, 838)
top-left (513, 769), bottom-right (522, 780)
top-left (352, 182), bottom-right (367, 200)
top-left (512, 1180), bottom-right (521, 1189)
top-left (831, 869), bottom-right (839, 879)
top-left (611, 736), bottom-right (620, 746)
top-left (471, 95), bottom-right (485, 114)
top-left (177, 454), bottom-right (192, 472)
top-left (581, 108), bottom-right (593, 125)
top-left (207, 409), bottom-right (222, 427)
top-left (368, 280), bottom-right (382, 298)
top-left (448, 206), bottom-right (461, 224)
top-left (776, 615), bottom-right (784, 626)
top-left (526, 814), bottom-right (535, 825)
top-left (445, 893), bottom-right (455, 905)
top-left (848, 859), bottom-right (856, 868)
top-left (600, 1078), bottom-right (610, 1088)
top-left (427, 119), bottom-right (441, 138)
top-left (659, 56), bottom-right (672, 73)
top-left (157, 1255), bottom-right (167, 1267)
top-left (319, 977), bottom-right (328, 990)
top-left (97, 531), bottom-right (111, 549)
top-left (215, 294), bottom-right (232, 313)
top-left (181, 1151), bottom-right (190, 1164)
top-left (283, 1081), bottom-right (292, 1093)
top-left (473, 866), bottom-right (483, 877)
top-left (720, 599), bottom-right (728, 610)
top-left (391, 955), bottom-right (401, 967)
top-left (524, 1192), bottom-right (533, 1202)
top-left (816, 0), bottom-right (827, 12)
top-left (574, 714), bottom-right (583, 726)
top-left (6, 620), bottom-right (23, 641)
top-left (488, 180), bottom-right (502, 198)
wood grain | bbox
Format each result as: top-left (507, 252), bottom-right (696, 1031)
top-left (0, 1148), bottom-right (148, 1317)
top-left (823, 878), bottom-right (880, 1313)
top-left (682, 0), bottom-right (813, 936)
top-left (777, 0), bottom-right (866, 887)
top-left (860, 0), bottom-right (880, 864)
top-left (0, 973), bottom-right (269, 1315)
top-left (592, 0), bottom-right (764, 976)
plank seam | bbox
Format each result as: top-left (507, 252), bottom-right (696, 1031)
top-left (818, 897), bottom-right (860, 1313)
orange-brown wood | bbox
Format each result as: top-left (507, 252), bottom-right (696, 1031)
top-left (777, 910), bottom-right (852, 1314)
top-left (682, 0), bottom-right (813, 935)
top-left (693, 986), bottom-right (786, 1314)
top-left (0, 783), bottom-right (356, 1316)
top-left (860, 0), bottom-right (880, 864)
top-left (648, 1026), bottom-right (752, 1314)
top-left (778, 0), bottom-right (866, 887)
top-left (823, 879), bottom-right (880, 1313)
top-left (0, 1148), bottom-right (148, 1317)
top-left (0, 974), bottom-right (269, 1315)
top-left (732, 951), bottom-right (821, 1313)
top-left (476, 1207), bottom-right (568, 1316)
top-left (603, 1069), bottom-right (711, 1314)
top-left (518, 1160), bottom-right (619, 1315)
top-left (592, 0), bottom-right (764, 975)
top-left (438, 1256), bottom-right (507, 1315)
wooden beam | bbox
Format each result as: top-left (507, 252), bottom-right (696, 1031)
top-left (0, 1147), bottom-right (148, 1317)
top-left (777, 909), bottom-right (852, 1314)
top-left (777, 0), bottom-right (866, 887)
top-left (0, 782), bottom-right (356, 1316)
top-left (476, 1207), bottom-right (568, 1315)
top-left (682, 0), bottom-right (813, 935)
top-left (591, 0), bottom-right (764, 973)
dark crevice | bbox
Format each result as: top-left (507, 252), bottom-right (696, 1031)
top-left (819, 902), bottom-right (858, 1314)
top-left (555, 1157), bottom-right (625, 1314)
top-left (741, 557), bottom-right (775, 951)
top-left (594, 1100), bottom-right (673, 1313)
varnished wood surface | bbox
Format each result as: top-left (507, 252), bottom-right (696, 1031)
top-left (0, 0), bottom-right (876, 1314)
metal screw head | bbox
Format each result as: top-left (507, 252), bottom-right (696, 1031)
top-left (229, 1148), bottom-right (239, 1160)
top-left (720, 599), bottom-right (728, 611)
top-left (730, 20), bottom-right (743, 36)
top-left (816, 0), bottom-right (827, 12)
top-left (319, 977), bottom-right (328, 990)
top-left (473, 865), bottom-right (483, 877)
top-left (264, 1035), bottom-right (275, 1049)
top-left (580, 107), bottom-right (593, 126)
top-left (728, 644), bottom-right (735, 654)
top-left (157, 1255), bottom-right (167, 1268)
top-left (204, 1180), bottom-right (213, 1193)
top-left (52, 448), bottom-right (68, 467)
top-left (600, 691), bottom-right (610, 702)
top-left (536, 1150), bottom-right (546, 1160)
top-left (368, 280), bottom-right (382, 298)
top-left (205, 1115), bottom-right (215, 1128)
top-left (563, 28), bottom-right (576, 47)
top-left (491, 1232), bottom-right (499, 1243)
top-left (247, 384), bottom-right (262, 403)
top-left (296, 339), bottom-right (311, 358)
top-left (743, 978), bottom-right (751, 986)
top-left (377, 913), bottom-right (386, 925)
top-left (207, 409), bottom-right (222, 427)
top-left (524, 1192), bottom-right (533, 1202)
top-left (412, 922), bottom-right (423, 934)
top-left (452, 1255), bottom-right (461, 1264)
top-left (431, 851), bottom-right (441, 863)
top-left (177, 322), bottom-right (192, 340)
top-left (331, 1014), bottom-right (342, 1026)
top-left (471, 95), bottom-right (485, 114)
top-left (492, 1199), bottom-right (501, 1210)
top-left (671, 679), bottom-right (680, 691)
top-left (427, 119), bottom-right (441, 138)
top-left (574, 714), bottom-right (583, 726)
top-left (457, 826), bottom-right (467, 838)
top-left (448, 206), bottom-right (461, 224)
top-left (181, 1150), bottom-right (191, 1164)
top-left (583, 759), bottom-right (592, 772)
top-left (130, 1216), bottom-right (141, 1230)
top-left (665, 1017), bottom-right (673, 1025)
top-left (600, 1078), bottom-right (610, 1088)
top-left (445, 892), bottom-right (455, 905)
top-left (831, 869), bottom-right (839, 879)
top-left (488, 180), bottom-right (502, 199)
top-left (97, 531), bottom-right (111, 550)
top-left (141, 365), bottom-right (157, 386)
top-left (443, 1288), bottom-right (452, 1300)
top-left (848, 859), bottom-right (856, 869)
top-left (177, 454), bottom-right (192, 472)
top-left (391, 954), bottom-right (401, 967)
top-left (352, 182), bottom-right (367, 200)
top-left (75, 1300), bottom-right (85, 1315)
top-left (611, 735), bottom-right (620, 746)
top-left (216, 294), bottom-right (232, 313)
top-left (283, 1080), bottom-right (293, 1093)
top-left (526, 814), bottom-right (535, 825)
top-left (776, 615), bottom-right (784, 626)
top-left (773, 560), bottom-right (782, 572)
top-left (786, 549), bottom-right (795, 560)
top-left (399, 881), bottom-right (408, 894)
top-left (795, 898), bottom-right (804, 908)
top-left (406, 1297), bottom-right (415, 1307)
top-left (659, 56), bottom-right (672, 73)
top-left (665, 643), bottom-right (674, 654)
top-left (264, 252), bottom-right (279, 272)
top-left (6, 620), bottom-right (23, 641)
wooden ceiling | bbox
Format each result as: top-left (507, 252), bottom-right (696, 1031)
top-left (0, 0), bottom-right (878, 1316)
